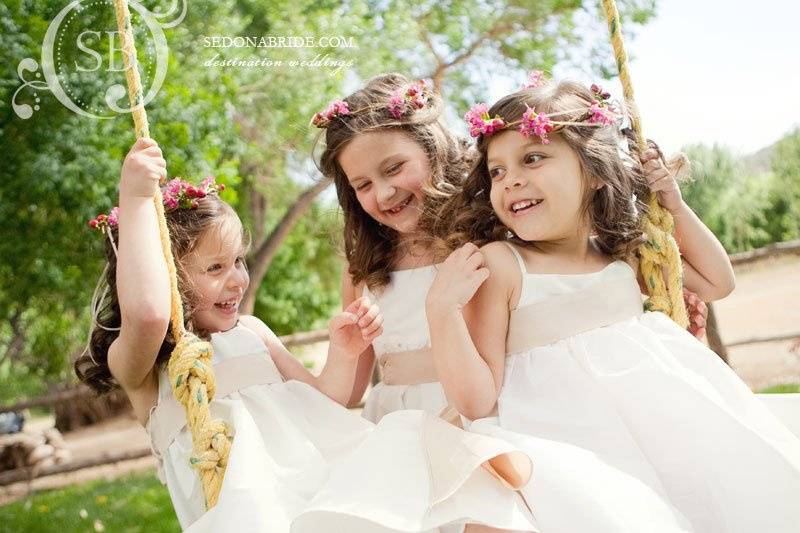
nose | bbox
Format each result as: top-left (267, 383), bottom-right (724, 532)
top-left (226, 264), bottom-right (248, 294)
top-left (504, 171), bottom-right (525, 190)
top-left (376, 182), bottom-right (397, 204)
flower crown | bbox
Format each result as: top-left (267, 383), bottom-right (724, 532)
top-left (311, 80), bottom-right (431, 128)
top-left (87, 176), bottom-right (225, 232)
top-left (465, 71), bottom-right (619, 144)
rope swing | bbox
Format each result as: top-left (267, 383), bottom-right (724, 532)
top-left (111, 0), bottom-right (231, 508)
top-left (601, 0), bottom-right (689, 327)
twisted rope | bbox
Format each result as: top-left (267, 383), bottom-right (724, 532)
top-left (600, 0), bottom-right (689, 327)
top-left (111, 0), bottom-right (231, 508)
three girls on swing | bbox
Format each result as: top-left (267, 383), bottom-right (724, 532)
top-left (74, 67), bottom-right (800, 533)
top-left (325, 72), bottom-right (800, 532)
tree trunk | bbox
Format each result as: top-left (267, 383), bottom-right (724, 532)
top-left (53, 389), bottom-right (131, 433)
top-left (241, 177), bottom-right (333, 314)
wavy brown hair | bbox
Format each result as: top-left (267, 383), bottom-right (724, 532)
top-left (74, 195), bottom-right (249, 394)
top-left (317, 73), bottom-right (471, 290)
top-left (431, 79), bottom-right (651, 260)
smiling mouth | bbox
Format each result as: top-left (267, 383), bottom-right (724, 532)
top-left (214, 299), bottom-right (239, 313)
top-left (383, 196), bottom-right (412, 215)
top-left (510, 199), bottom-right (543, 216)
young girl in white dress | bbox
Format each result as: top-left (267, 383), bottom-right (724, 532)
top-left (317, 73), bottom-right (708, 426)
top-left (425, 77), bottom-right (800, 533)
top-left (75, 138), bottom-right (536, 532)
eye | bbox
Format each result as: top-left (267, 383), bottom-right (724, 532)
top-left (386, 162), bottom-right (404, 175)
top-left (524, 153), bottom-right (544, 165)
top-left (488, 166), bottom-right (506, 181)
top-left (208, 263), bottom-right (222, 272)
top-left (355, 181), bottom-right (371, 192)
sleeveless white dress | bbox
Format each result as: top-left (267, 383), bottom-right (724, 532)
top-left (146, 321), bottom-right (536, 532)
top-left (360, 269), bottom-right (535, 533)
top-left (468, 243), bottom-right (800, 533)
top-left (363, 266), bottom-right (449, 423)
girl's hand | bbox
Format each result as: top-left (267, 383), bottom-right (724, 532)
top-left (328, 297), bottom-right (383, 360)
top-left (426, 243), bottom-right (490, 316)
top-left (120, 138), bottom-right (167, 199)
top-left (642, 148), bottom-right (683, 212)
top-left (683, 288), bottom-right (708, 340)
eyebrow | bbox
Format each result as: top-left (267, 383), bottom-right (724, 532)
top-left (487, 141), bottom-right (546, 165)
top-left (207, 247), bottom-right (245, 262)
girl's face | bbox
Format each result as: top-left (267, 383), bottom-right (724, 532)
top-left (185, 223), bottom-right (250, 333)
top-left (337, 130), bottom-right (431, 234)
top-left (487, 130), bottom-right (590, 242)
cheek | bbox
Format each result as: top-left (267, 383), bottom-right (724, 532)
top-left (402, 162), bottom-right (428, 197)
top-left (489, 185), bottom-right (505, 219)
top-left (193, 278), bottom-right (218, 308)
top-left (355, 190), bottom-right (380, 218)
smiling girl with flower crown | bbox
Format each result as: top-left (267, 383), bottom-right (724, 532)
top-left (75, 137), bottom-right (536, 532)
top-left (425, 76), bottom-right (800, 533)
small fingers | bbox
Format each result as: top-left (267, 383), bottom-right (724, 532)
top-left (361, 314), bottom-right (384, 339)
top-left (465, 249), bottom-right (485, 272)
top-left (358, 303), bottom-right (380, 328)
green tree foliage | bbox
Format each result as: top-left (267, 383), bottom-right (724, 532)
top-left (0, 0), bottom-right (660, 397)
top-left (681, 132), bottom-right (800, 254)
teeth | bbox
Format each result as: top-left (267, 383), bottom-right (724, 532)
top-left (386, 197), bottom-right (410, 214)
top-left (511, 199), bottom-right (541, 212)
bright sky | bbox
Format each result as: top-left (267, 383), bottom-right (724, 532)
top-left (557, 0), bottom-right (800, 155)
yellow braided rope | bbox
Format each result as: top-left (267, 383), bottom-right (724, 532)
top-left (111, 0), bottom-right (231, 508)
top-left (600, 0), bottom-right (689, 327)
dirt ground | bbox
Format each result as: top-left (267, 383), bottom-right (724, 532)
top-left (714, 255), bottom-right (800, 391)
top-left (2, 255), bottom-right (797, 505)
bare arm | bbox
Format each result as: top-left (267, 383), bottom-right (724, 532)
top-left (672, 204), bottom-right (735, 301)
top-left (108, 139), bottom-right (170, 406)
top-left (426, 243), bottom-right (513, 420)
top-left (643, 149), bottom-right (735, 301)
top-left (341, 269), bottom-right (377, 406)
top-left (240, 298), bottom-right (382, 406)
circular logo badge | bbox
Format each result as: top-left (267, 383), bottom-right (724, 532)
top-left (39, 0), bottom-right (169, 120)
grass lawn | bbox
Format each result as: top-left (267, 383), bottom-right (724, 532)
top-left (0, 471), bottom-right (179, 532)
top-left (759, 383), bottom-right (800, 393)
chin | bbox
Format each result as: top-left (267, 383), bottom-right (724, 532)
top-left (511, 225), bottom-right (548, 242)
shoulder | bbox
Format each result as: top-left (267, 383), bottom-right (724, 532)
top-left (480, 241), bottom-right (522, 281)
top-left (237, 314), bottom-right (279, 344)
top-left (477, 241), bottom-right (522, 306)
top-left (480, 240), bottom-right (516, 263)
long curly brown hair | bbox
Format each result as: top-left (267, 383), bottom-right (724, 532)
top-left (74, 195), bottom-right (249, 394)
top-left (431, 79), bottom-right (651, 261)
top-left (317, 73), bottom-right (471, 290)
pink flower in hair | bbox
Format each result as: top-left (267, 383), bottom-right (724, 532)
top-left (522, 70), bottom-right (545, 90)
top-left (387, 80), bottom-right (429, 119)
top-left (587, 100), bottom-right (618, 125)
top-left (166, 178), bottom-right (182, 197)
top-left (464, 103), bottom-right (506, 137)
top-left (163, 193), bottom-right (179, 210)
top-left (312, 99), bottom-right (350, 127)
top-left (388, 90), bottom-right (406, 119)
top-left (107, 207), bottom-right (119, 227)
top-left (519, 105), bottom-right (554, 144)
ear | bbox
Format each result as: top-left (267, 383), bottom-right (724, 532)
top-left (584, 175), bottom-right (604, 191)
